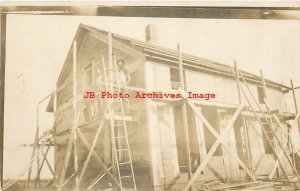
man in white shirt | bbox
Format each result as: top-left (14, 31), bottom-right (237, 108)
top-left (116, 59), bottom-right (131, 87)
top-left (116, 59), bottom-right (131, 108)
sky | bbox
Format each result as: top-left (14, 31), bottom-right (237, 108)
top-left (3, 14), bottom-right (300, 179)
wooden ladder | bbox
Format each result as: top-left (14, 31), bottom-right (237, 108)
top-left (237, 70), bottom-right (300, 182)
top-left (102, 56), bottom-right (137, 191)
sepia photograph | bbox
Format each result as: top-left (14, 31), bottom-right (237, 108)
top-left (1, 3), bottom-right (300, 191)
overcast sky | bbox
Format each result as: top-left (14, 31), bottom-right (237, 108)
top-left (3, 14), bottom-right (300, 179)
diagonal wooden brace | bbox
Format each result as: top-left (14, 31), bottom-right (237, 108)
top-left (41, 149), bottom-right (58, 185)
top-left (183, 104), bottom-right (244, 191)
top-left (187, 100), bottom-right (256, 181)
top-left (269, 113), bottom-right (300, 180)
top-left (75, 119), bottom-right (106, 190)
top-left (57, 128), bottom-right (75, 191)
top-left (77, 128), bottom-right (121, 190)
top-left (36, 145), bottom-right (51, 182)
top-left (57, 111), bottom-right (81, 191)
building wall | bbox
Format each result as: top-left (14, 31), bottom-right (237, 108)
top-left (53, 32), bottom-right (295, 190)
top-left (145, 59), bottom-right (293, 190)
top-left (53, 34), bottom-right (151, 189)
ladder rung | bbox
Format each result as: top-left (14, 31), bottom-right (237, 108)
top-left (105, 68), bottom-right (116, 71)
top-left (115, 136), bottom-right (126, 139)
top-left (116, 148), bottom-right (129, 151)
top-left (120, 175), bottom-right (132, 178)
top-left (118, 161), bottom-right (131, 165)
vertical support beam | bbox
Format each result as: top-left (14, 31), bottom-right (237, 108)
top-left (72, 41), bottom-right (79, 190)
top-left (26, 123), bottom-right (39, 188)
top-left (28, 97), bottom-right (48, 188)
top-left (260, 69), bottom-right (268, 102)
top-left (108, 32), bottom-right (113, 86)
top-left (290, 79), bottom-right (299, 132)
top-left (72, 40), bottom-right (77, 126)
top-left (234, 62), bottom-right (252, 171)
top-left (177, 44), bottom-right (192, 189)
top-left (53, 89), bottom-right (57, 113)
top-left (35, 106), bottom-right (40, 187)
top-left (290, 79), bottom-right (299, 171)
top-left (0, 11), bottom-right (6, 188)
top-left (234, 61), bottom-right (242, 104)
top-left (108, 32), bottom-right (116, 177)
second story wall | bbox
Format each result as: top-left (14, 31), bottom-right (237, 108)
top-left (54, 33), bottom-right (145, 134)
top-left (146, 59), bottom-right (285, 113)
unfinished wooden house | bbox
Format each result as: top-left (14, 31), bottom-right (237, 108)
top-left (44, 24), bottom-right (300, 191)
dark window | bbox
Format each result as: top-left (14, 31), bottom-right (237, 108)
top-left (83, 62), bottom-right (94, 91)
top-left (257, 86), bottom-right (265, 104)
top-left (234, 116), bottom-right (251, 169)
top-left (170, 68), bottom-right (186, 90)
top-left (202, 106), bottom-right (223, 156)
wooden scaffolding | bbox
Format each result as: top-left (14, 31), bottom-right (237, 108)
top-left (4, 36), bottom-right (300, 191)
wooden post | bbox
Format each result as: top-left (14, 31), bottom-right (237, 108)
top-left (234, 62), bottom-right (252, 171)
top-left (108, 32), bottom-right (116, 177)
top-left (177, 44), bottom-right (192, 189)
top-left (27, 104), bottom-right (41, 188)
top-left (26, 124), bottom-right (39, 188)
top-left (291, 79), bottom-right (300, 132)
top-left (290, 79), bottom-right (299, 171)
top-left (72, 41), bottom-right (79, 190)
top-left (260, 70), bottom-right (268, 102)
top-left (234, 61), bottom-right (242, 104)
top-left (35, 106), bottom-right (40, 187)
top-left (53, 89), bottom-right (57, 113)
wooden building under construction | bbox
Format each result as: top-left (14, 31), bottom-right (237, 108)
top-left (44, 24), bottom-right (300, 191)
